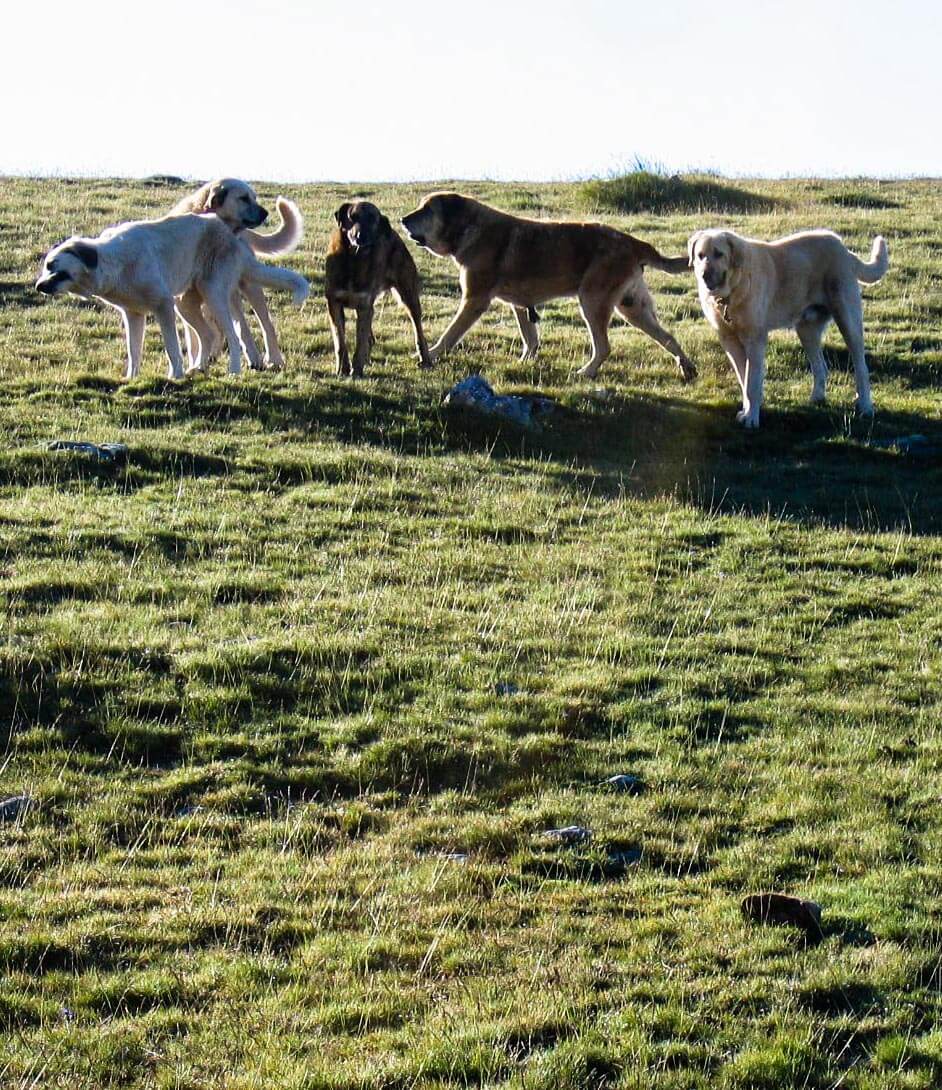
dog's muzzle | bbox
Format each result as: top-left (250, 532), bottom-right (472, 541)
top-left (36, 273), bottom-right (66, 295)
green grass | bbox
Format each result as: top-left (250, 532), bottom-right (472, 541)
top-left (579, 169), bottom-right (775, 214)
top-left (1, 174), bottom-right (942, 1089)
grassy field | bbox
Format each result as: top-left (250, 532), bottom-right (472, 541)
top-left (1, 173), bottom-right (941, 1089)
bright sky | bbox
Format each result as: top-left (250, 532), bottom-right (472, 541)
top-left (6, 0), bottom-right (939, 181)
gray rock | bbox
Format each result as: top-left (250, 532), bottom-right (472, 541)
top-left (543, 825), bottom-right (591, 845)
top-left (600, 774), bottom-right (645, 794)
top-left (0, 795), bottom-right (34, 822)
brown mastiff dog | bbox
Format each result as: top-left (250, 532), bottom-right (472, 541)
top-left (401, 192), bottom-right (696, 380)
top-left (325, 201), bottom-right (432, 377)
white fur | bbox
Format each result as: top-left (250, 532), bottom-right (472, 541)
top-left (36, 213), bottom-right (309, 380)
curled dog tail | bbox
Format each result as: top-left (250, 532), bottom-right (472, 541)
top-left (244, 197), bottom-right (303, 256)
top-left (246, 263), bottom-right (310, 305)
top-left (852, 236), bottom-right (889, 284)
top-left (636, 240), bottom-right (690, 275)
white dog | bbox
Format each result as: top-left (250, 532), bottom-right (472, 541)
top-left (36, 214), bottom-right (309, 379)
top-left (688, 228), bottom-right (888, 428)
top-left (170, 178), bottom-right (303, 371)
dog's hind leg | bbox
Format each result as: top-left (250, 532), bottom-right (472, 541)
top-left (231, 290), bottom-right (264, 371)
top-left (575, 293), bottom-right (614, 378)
top-left (796, 315), bottom-right (830, 404)
top-left (827, 283), bottom-right (873, 416)
top-left (201, 286), bottom-right (244, 376)
top-left (154, 299), bottom-right (186, 380)
top-left (177, 289), bottom-right (215, 373)
top-left (121, 309), bottom-right (146, 380)
top-left (327, 296), bottom-right (350, 376)
top-left (241, 281), bottom-right (284, 370)
top-left (392, 283), bottom-right (433, 370)
top-left (616, 285), bottom-right (697, 383)
top-left (512, 305), bottom-right (540, 361)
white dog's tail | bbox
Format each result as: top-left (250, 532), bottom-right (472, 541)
top-left (853, 236), bottom-right (889, 284)
top-left (246, 264), bottom-right (310, 305)
top-left (243, 198), bottom-right (303, 257)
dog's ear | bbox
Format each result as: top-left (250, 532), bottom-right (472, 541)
top-left (64, 241), bottom-right (98, 269)
top-left (437, 194), bottom-right (471, 252)
top-left (334, 203), bottom-right (353, 227)
top-left (687, 230), bottom-right (704, 268)
top-left (725, 233), bottom-right (743, 270)
top-left (209, 182), bottom-right (228, 210)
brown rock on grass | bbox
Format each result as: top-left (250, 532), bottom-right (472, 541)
top-left (741, 892), bottom-right (823, 935)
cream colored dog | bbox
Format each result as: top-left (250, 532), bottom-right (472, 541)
top-left (36, 214), bottom-right (309, 379)
top-left (688, 228), bottom-right (888, 428)
top-left (171, 178), bottom-right (303, 371)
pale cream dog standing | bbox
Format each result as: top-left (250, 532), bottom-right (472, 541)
top-left (36, 214), bottom-right (309, 379)
top-left (688, 228), bottom-right (888, 428)
top-left (170, 178), bottom-right (303, 371)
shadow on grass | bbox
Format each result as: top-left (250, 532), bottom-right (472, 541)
top-left (109, 374), bottom-right (942, 535)
top-left (435, 392), bottom-right (942, 536)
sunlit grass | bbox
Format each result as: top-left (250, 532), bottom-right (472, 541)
top-left (0, 175), bottom-right (941, 1089)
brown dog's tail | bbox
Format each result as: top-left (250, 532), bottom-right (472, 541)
top-left (636, 240), bottom-right (690, 275)
top-left (244, 197), bottom-right (303, 257)
top-left (852, 236), bottom-right (889, 284)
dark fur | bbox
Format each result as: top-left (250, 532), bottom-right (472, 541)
top-left (325, 201), bottom-right (431, 376)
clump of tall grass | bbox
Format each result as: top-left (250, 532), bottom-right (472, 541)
top-left (579, 158), bottom-right (775, 215)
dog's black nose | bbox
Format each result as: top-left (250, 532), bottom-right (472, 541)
top-left (257, 208), bottom-right (268, 224)
top-left (35, 279), bottom-right (53, 295)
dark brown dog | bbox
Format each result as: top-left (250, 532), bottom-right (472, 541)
top-left (401, 192), bottom-right (696, 380)
top-left (325, 201), bottom-right (432, 376)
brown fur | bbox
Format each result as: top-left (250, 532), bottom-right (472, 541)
top-left (400, 192), bottom-right (696, 379)
top-left (325, 201), bottom-right (431, 377)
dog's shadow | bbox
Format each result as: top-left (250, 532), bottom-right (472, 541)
top-left (110, 370), bottom-right (942, 536)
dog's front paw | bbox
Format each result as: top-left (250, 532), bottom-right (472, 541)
top-left (736, 408), bottom-right (760, 428)
top-left (576, 363), bottom-right (600, 379)
top-left (855, 398), bottom-right (875, 417)
top-left (679, 358), bottom-right (698, 384)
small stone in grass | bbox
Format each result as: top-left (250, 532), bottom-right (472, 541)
top-left (741, 892), bottom-right (823, 934)
top-left (0, 796), bottom-right (34, 822)
top-left (600, 774), bottom-right (645, 794)
top-left (543, 825), bottom-right (591, 845)
top-left (495, 681), bottom-right (519, 697)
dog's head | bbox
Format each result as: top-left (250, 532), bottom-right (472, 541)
top-left (334, 201), bottom-right (390, 252)
top-left (688, 230), bottom-right (742, 295)
top-left (35, 238), bottom-right (99, 297)
top-left (401, 193), bottom-right (474, 257)
top-left (200, 178), bottom-right (268, 231)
